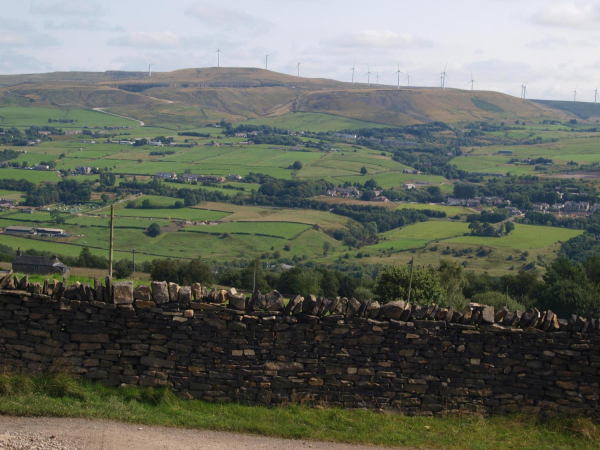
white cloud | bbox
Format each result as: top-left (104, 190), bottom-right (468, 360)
top-left (531, 3), bottom-right (600, 29)
top-left (29, 0), bottom-right (108, 16)
top-left (322, 30), bottom-right (434, 50)
top-left (44, 19), bottom-right (124, 32)
top-left (528, 36), bottom-right (594, 49)
top-left (108, 32), bottom-right (182, 48)
top-left (185, 3), bottom-right (272, 31)
top-left (0, 50), bottom-right (52, 73)
top-left (0, 18), bottom-right (58, 47)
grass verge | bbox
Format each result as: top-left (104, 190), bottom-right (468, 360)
top-left (0, 373), bottom-right (598, 449)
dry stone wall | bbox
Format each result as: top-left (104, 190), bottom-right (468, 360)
top-left (0, 271), bottom-right (598, 416)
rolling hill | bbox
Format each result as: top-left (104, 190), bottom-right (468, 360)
top-left (0, 68), bottom-right (572, 128)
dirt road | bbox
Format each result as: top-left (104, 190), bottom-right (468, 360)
top-left (0, 416), bottom-right (393, 450)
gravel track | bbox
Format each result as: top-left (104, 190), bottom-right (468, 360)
top-left (0, 416), bottom-right (394, 450)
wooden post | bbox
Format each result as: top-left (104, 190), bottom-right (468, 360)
top-left (407, 257), bottom-right (414, 303)
top-left (109, 204), bottom-right (114, 278)
top-left (132, 249), bottom-right (135, 274)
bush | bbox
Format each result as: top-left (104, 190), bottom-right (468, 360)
top-left (470, 291), bottom-right (526, 311)
top-left (113, 259), bottom-right (134, 279)
top-left (147, 223), bottom-right (161, 237)
top-left (374, 265), bottom-right (444, 305)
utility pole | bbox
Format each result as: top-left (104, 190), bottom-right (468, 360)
top-left (253, 260), bottom-right (257, 292)
top-left (109, 204), bottom-right (114, 278)
top-left (132, 249), bottom-right (135, 274)
top-left (407, 257), bottom-right (414, 303)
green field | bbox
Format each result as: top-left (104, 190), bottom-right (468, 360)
top-left (0, 168), bottom-right (59, 182)
top-left (110, 207), bottom-right (230, 222)
top-left (444, 224), bottom-right (584, 249)
top-left (0, 107), bottom-right (139, 128)
top-left (396, 203), bottom-right (473, 215)
top-left (364, 221), bottom-right (469, 252)
top-left (186, 221), bottom-right (310, 239)
top-left (244, 112), bottom-right (392, 132)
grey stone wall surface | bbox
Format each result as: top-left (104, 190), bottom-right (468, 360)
top-left (0, 273), bottom-right (598, 416)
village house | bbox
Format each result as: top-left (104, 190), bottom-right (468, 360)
top-left (402, 169), bottom-right (421, 175)
top-left (564, 201), bottom-right (590, 212)
top-left (372, 196), bottom-right (390, 202)
top-left (532, 203), bottom-right (550, 212)
top-left (327, 187), bottom-right (361, 198)
top-left (149, 141), bottom-right (164, 147)
top-left (12, 248), bottom-right (69, 276)
top-left (403, 183), bottom-right (416, 190)
top-left (155, 172), bottom-right (177, 180)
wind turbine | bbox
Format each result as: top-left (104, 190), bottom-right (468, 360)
top-left (296, 62), bottom-right (300, 77)
top-left (376, 71), bottom-right (380, 85)
top-left (521, 81), bottom-right (528, 99)
top-left (466, 72), bottom-right (475, 91)
top-left (365, 65), bottom-right (371, 86)
top-left (393, 61), bottom-right (403, 89)
top-left (146, 60), bottom-right (154, 78)
top-left (265, 54), bottom-right (271, 70)
top-left (442, 65), bottom-right (449, 88)
top-left (406, 71), bottom-right (411, 87)
top-left (573, 85), bottom-right (578, 102)
top-left (594, 87), bottom-right (599, 105)
top-left (351, 62), bottom-right (356, 84)
top-left (215, 48), bottom-right (221, 68)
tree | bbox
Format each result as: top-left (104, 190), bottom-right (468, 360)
top-left (323, 241), bottom-right (333, 257)
top-left (504, 221), bottom-right (515, 234)
top-left (374, 265), bottom-right (444, 305)
top-left (292, 161), bottom-right (303, 170)
top-left (180, 259), bottom-right (214, 286)
top-left (150, 258), bottom-right (180, 282)
top-left (114, 259), bottom-right (134, 279)
top-left (50, 209), bottom-right (65, 225)
top-left (360, 166), bottom-right (368, 175)
top-left (453, 183), bottom-right (478, 199)
top-left (241, 260), bottom-right (269, 292)
top-left (147, 223), bottom-right (161, 237)
top-left (100, 194), bottom-right (110, 204)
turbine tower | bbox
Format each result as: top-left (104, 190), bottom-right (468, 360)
top-left (521, 81), bottom-right (528, 99)
top-left (406, 71), bottom-right (411, 87)
top-left (146, 60), bottom-right (154, 78)
top-left (376, 71), bottom-right (379, 85)
top-left (393, 61), bottom-right (403, 89)
top-left (215, 48), bottom-right (221, 68)
top-left (365, 65), bottom-right (371, 86)
top-left (594, 87), bottom-right (599, 105)
top-left (296, 62), bottom-right (300, 77)
top-left (467, 72), bottom-right (475, 91)
top-left (573, 85), bottom-right (578, 102)
top-left (351, 62), bottom-right (356, 84)
top-left (440, 64), bottom-right (448, 89)
top-left (265, 54), bottom-right (270, 70)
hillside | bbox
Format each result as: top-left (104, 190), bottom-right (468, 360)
top-left (532, 99), bottom-right (600, 121)
top-left (0, 68), bottom-right (571, 127)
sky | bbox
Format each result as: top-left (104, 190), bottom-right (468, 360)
top-left (2, 0), bottom-right (600, 101)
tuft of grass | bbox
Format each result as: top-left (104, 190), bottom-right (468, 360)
top-left (0, 373), bottom-right (597, 449)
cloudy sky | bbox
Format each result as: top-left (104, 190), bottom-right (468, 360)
top-left (2, 0), bottom-right (600, 101)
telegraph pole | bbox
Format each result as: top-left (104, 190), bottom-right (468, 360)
top-left (109, 204), bottom-right (114, 278)
top-left (132, 249), bottom-right (136, 274)
top-left (407, 257), bottom-right (414, 303)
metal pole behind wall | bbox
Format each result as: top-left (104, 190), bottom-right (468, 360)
top-left (407, 257), bottom-right (414, 303)
top-left (109, 204), bottom-right (114, 278)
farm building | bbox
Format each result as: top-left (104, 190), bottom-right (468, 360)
top-left (498, 150), bottom-right (513, 156)
top-left (4, 226), bottom-right (35, 235)
top-left (155, 172), bottom-right (177, 180)
top-left (403, 184), bottom-right (416, 190)
top-left (33, 164), bottom-right (50, 171)
top-left (12, 248), bottom-right (69, 276)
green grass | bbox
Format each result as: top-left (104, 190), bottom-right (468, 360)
top-left (0, 374), bottom-right (596, 449)
top-left (364, 221), bottom-right (469, 252)
top-left (396, 203), bottom-right (472, 215)
top-left (109, 207), bottom-right (229, 221)
top-left (0, 168), bottom-right (59, 182)
top-left (185, 221), bottom-right (310, 239)
top-left (243, 112), bottom-right (392, 132)
top-left (0, 107), bottom-right (139, 128)
top-left (444, 224), bottom-right (584, 250)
